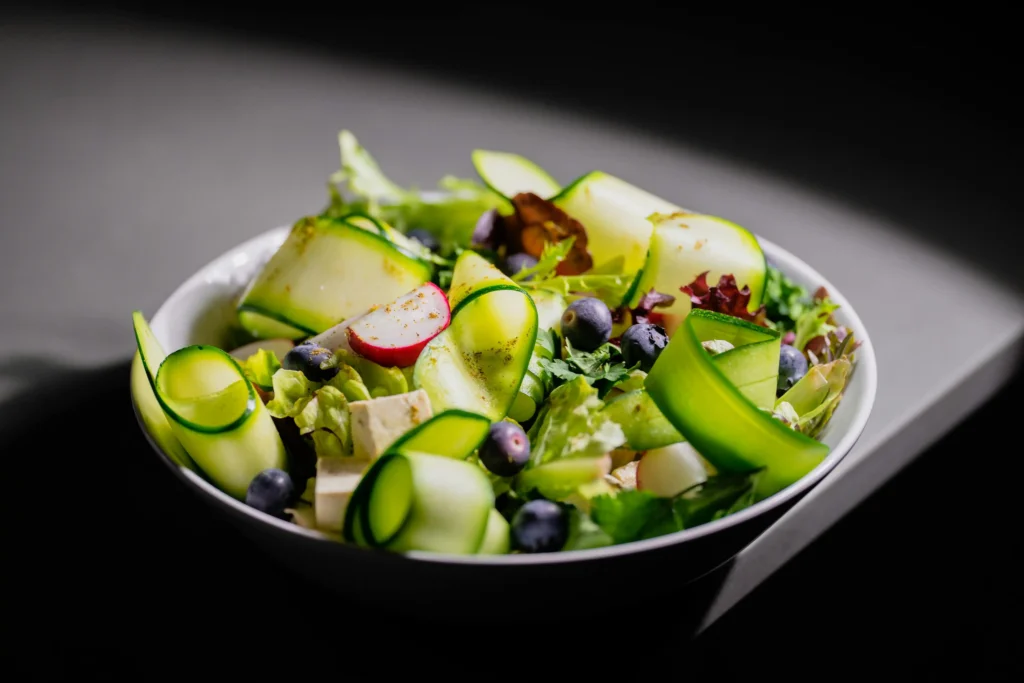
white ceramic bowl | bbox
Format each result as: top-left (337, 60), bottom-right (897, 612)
top-left (135, 223), bottom-right (876, 615)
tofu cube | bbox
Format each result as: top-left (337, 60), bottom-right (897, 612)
top-left (349, 389), bottom-right (433, 461)
top-left (314, 457), bottom-right (367, 533)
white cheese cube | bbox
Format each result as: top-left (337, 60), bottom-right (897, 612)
top-left (349, 389), bottom-right (433, 461)
top-left (314, 457), bottom-right (367, 533)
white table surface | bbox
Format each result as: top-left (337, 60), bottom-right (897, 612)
top-left (3, 16), bottom-right (1023, 631)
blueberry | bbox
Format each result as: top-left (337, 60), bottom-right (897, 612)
top-left (621, 323), bottom-right (669, 372)
top-left (501, 252), bottom-right (538, 280)
top-left (472, 209), bottom-right (505, 249)
top-left (479, 421), bottom-right (531, 477)
top-left (282, 342), bottom-right (339, 382)
top-left (777, 343), bottom-right (809, 393)
top-left (511, 499), bottom-right (568, 553)
top-left (560, 298), bottom-right (613, 352)
top-left (246, 468), bottom-right (295, 518)
top-left (407, 228), bottom-right (440, 253)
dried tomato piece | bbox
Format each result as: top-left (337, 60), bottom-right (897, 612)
top-left (505, 193), bottom-right (593, 275)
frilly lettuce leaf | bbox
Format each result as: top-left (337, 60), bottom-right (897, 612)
top-left (295, 385), bottom-right (352, 457)
top-left (326, 363), bottom-right (372, 402)
top-left (522, 273), bottom-right (634, 310)
top-left (325, 131), bottom-right (505, 255)
top-left (793, 297), bottom-right (840, 351)
top-left (240, 348), bottom-right (281, 391)
top-left (511, 237), bottom-right (575, 283)
top-left (335, 349), bottom-right (407, 398)
top-left (588, 472), bottom-right (759, 544)
top-left (525, 376), bottom-right (626, 467)
top-left (265, 370), bottom-right (318, 418)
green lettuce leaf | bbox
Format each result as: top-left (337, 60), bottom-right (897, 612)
top-left (325, 131), bottom-right (505, 255)
top-left (562, 507), bottom-right (615, 551)
top-left (240, 348), bottom-right (281, 391)
top-left (326, 363), bottom-right (373, 402)
top-left (511, 238), bottom-right (575, 282)
top-left (793, 297), bottom-right (840, 351)
top-left (295, 385), bottom-right (352, 457)
top-left (522, 273), bottom-right (634, 310)
top-left (525, 376), bottom-right (626, 467)
top-left (588, 472), bottom-right (759, 544)
top-left (335, 349), bottom-right (407, 398)
top-left (265, 369), bottom-right (318, 418)
top-left (763, 265), bottom-right (810, 331)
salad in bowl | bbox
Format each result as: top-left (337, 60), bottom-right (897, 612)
top-left (131, 131), bottom-right (863, 558)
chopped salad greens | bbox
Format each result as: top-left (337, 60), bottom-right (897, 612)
top-left (129, 131), bottom-right (861, 555)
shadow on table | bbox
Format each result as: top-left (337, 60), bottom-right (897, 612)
top-left (4, 358), bottom-right (734, 678)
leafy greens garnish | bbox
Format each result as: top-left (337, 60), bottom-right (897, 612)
top-left (325, 130), bottom-right (505, 256)
top-left (763, 265), bottom-right (810, 331)
top-left (525, 376), bottom-right (626, 467)
top-left (587, 471), bottom-right (760, 544)
top-left (511, 237), bottom-right (576, 282)
top-left (538, 338), bottom-right (636, 398)
top-left (793, 296), bottom-right (840, 351)
top-left (523, 273), bottom-right (635, 310)
top-left (240, 348), bottom-right (282, 392)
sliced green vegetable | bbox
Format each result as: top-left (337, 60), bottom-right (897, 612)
top-left (630, 212), bottom-right (767, 318)
top-left (130, 312), bottom-right (195, 470)
top-left (386, 409), bottom-right (492, 460)
top-left (529, 289), bottom-right (567, 330)
top-left (413, 251), bottom-right (537, 421)
top-left (514, 455), bottom-right (612, 500)
top-left (645, 309), bottom-right (828, 501)
top-left (602, 389), bottom-right (684, 451)
top-left (471, 149), bottom-right (561, 201)
top-left (477, 508), bottom-right (512, 554)
top-left (343, 451), bottom-right (495, 555)
top-left (154, 345), bottom-right (288, 499)
top-left (551, 171), bottom-right (680, 277)
top-left (237, 215), bottom-right (432, 337)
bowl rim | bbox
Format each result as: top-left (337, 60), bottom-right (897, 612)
top-left (138, 224), bottom-right (878, 566)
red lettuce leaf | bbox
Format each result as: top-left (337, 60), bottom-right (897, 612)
top-left (681, 272), bottom-right (768, 325)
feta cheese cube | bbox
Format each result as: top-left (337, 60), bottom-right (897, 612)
top-left (349, 389), bottom-right (433, 461)
top-left (314, 456), bottom-right (367, 533)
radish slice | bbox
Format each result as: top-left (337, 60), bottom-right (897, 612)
top-left (636, 442), bottom-right (708, 498)
top-left (346, 283), bottom-right (451, 367)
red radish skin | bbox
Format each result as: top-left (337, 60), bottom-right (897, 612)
top-left (346, 283), bottom-right (451, 367)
